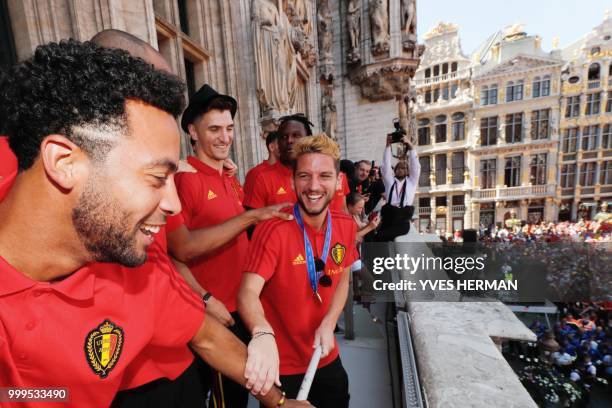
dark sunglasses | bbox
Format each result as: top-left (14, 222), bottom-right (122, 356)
top-left (315, 258), bottom-right (332, 287)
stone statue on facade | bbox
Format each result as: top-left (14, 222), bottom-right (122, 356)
top-left (400, 0), bottom-right (416, 51)
top-left (317, 0), bottom-right (333, 63)
top-left (286, 0), bottom-right (317, 67)
top-left (252, 0), bottom-right (298, 115)
top-left (347, 0), bottom-right (361, 64)
top-left (321, 85), bottom-right (337, 139)
top-left (369, 0), bottom-right (389, 56)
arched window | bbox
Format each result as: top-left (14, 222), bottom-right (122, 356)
top-left (418, 118), bottom-right (431, 146)
top-left (425, 68), bottom-right (431, 78)
top-left (435, 115), bottom-right (447, 143)
top-left (451, 112), bottom-right (465, 141)
top-left (588, 63), bottom-right (601, 80)
top-left (506, 80), bottom-right (523, 102)
top-left (532, 75), bottom-right (551, 98)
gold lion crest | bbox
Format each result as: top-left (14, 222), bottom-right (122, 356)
top-left (84, 320), bottom-right (124, 379)
top-left (331, 243), bottom-right (346, 266)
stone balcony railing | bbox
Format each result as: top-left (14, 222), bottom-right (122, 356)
top-left (472, 184), bottom-right (555, 201)
top-left (451, 204), bottom-right (466, 213)
top-left (587, 79), bottom-right (601, 89)
top-left (418, 206), bottom-right (432, 214)
top-left (414, 68), bottom-right (470, 87)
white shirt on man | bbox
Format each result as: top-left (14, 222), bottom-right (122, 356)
top-left (381, 146), bottom-right (420, 207)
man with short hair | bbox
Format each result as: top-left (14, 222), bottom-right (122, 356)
top-left (350, 160), bottom-right (372, 194)
top-left (375, 135), bottom-right (420, 241)
top-left (0, 40), bottom-right (307, 408)
top-left (243, 130), bottom-right (280, 200)
top-left (238, 134), bottom-right (358, 407)
top-left (167, 84), bottom-right (292, 407)
top-left (244, 115), bottom-right (348, 213)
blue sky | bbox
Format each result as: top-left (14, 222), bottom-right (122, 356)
top-left (417, 0), bottom-right (610, 54)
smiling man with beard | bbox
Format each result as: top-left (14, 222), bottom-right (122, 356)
top-left (238, 134), bottom-right (358, 408)
top-left (0, 40), bottom-right (308, 408)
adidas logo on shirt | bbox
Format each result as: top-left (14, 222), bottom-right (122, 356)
top-left (292, 254), bottom-right (306, 265)
top-left (207, 190), bottom-right (217, 200)
top-left (277, 187), bottom-right (287, 195)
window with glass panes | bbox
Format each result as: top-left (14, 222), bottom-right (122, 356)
top-left (562, 128), bottom-right (579, 153)
top-left (505, 113), bottom-right (523, 143)
top-left (451, 112), bottom-right (465, 141)
top-left (419, 156), bottom-right (431, 187)
top-left (565, 96), bottom-right (580, 118)
top-left (579, 162), bottom-right (597, 186)
top-left (532, 75), bottom-right (551, 98)
top-left (581, 125), bottom-right (599, 151)
top-left (504, 156), bottom-right (521, 187)
top-left (585, 92), bottom-right (601, 115)
top-left (451, 152), bottom-right (465, 184)
top-left (435, 115), bottom-right (447, 143)
top-left (451, 84), bottom-right (458, 98)
top-left (531, 109), bottom-right (550, 140)
top-left (601, 161), bottom-right (612, 185)
top-left (529, 153), bottom-right (547, 185)
top-left (425, 90), bottom-right (432, 103)
top-left (506, 80), bottom-right (524, 102)
top-left (606, 91), bottom-right (612, 113)
top-left (480, 159), bottom-right (496, 189)
top-left (603, 124), bottom-right (611, 150)
top-left (480, 116), bottom-right (498, 146)
top-left (418, 118), bottom-right (430, 145)
top-left (435, 154), bottom-right (447, 184)
top-left (481, 86), bottom-right (489, 106)
top-left (488, 85), bottom-right (498, 105)
top-left (560, 164), bottom-right (576, 188)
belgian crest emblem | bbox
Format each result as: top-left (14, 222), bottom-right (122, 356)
top-left (331, 243), bottom-right (346, 265)
top-left (84, 320), bottom-right (124, 379)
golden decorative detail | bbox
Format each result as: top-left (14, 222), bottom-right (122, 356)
top-left (424, 22), bottom-right (459, 40)
top-left (435, 206), bottom-right (447, 215)
top-left (552, 37), bottom-right (560, 50)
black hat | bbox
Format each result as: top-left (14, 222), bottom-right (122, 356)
top-left (180, 84), bottom-right (237, 132)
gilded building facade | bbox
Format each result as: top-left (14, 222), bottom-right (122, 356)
top-left (558, 14), bottom-right (612, 221)
top-left (414, 14), bottom-right (611, 233)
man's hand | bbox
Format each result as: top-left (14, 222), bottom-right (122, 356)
top-left (250, 202), bottom-right (294, 223)
top-left (245, 333), bottom-right (280, 395)
top-left (224, 158), bottom-right (238, 177)
top-left (402, 135), bottom-right (414, 151)
top-left (206, 297), bottom-right (235, 327)
top-left (386, 134), bottom-right (393, 146)
top-left (313, 319), bottom-right (336, 358)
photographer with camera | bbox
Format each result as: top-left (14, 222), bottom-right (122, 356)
top-left (374, 120), bottom-right (420, 242)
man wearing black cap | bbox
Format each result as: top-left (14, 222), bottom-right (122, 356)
top-left (167, 84), bottom-right (292, 408)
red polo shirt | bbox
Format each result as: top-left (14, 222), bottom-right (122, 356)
top-left (329, 172), bottom-right (350, 213)
top-left (171, 155), bottom-right (248, 312)
top-left (0, 241), bottom-right (204, 408)
top-left (243, 160), bottom-right (271, 199)
top-left (243, 162), bottom-right (347, 212)
top-left (0, 137), bottom-right (18, 181)
top-left (243, 210), bottom-right (358, 375)
top-left (243, 162), bottom-right (294, 208)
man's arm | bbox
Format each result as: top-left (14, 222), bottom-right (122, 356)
top-left (171, 257), bottom-right (235, 327)
top-left (313, 267), bottom-right (351, 357)
top-left (406, 140), bottom-right (420, 185)
top-left (189, 316), bottom-right (309, 407)
top-left (380, 137), bottom-right (394, 189)
top-left (168, 203), bottom-right (292, 263)
top-left (237, 273), bottom-right (280, 395)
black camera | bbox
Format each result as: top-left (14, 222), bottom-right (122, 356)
top-left (389, 118), bottom-right (406, 143)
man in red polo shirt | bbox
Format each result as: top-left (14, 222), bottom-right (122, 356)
top-left (238, 134), bottom-right (358, 407)
top-left (243, 115), bottom-right (349, 213)
top-left (243, 131), bottom-right (279, 199)
top-left (0, 40), bottom-right (307, 408)
top-left (167, 84), bottom-right (292, 408)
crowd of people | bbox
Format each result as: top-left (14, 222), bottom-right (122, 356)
top-left (521, 303), bottom-right (611, 405)
top-left (0, 30), bottom-right (422, 408)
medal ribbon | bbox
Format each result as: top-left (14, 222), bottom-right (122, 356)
top-left (293, 203), bottom-right (332, 297)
